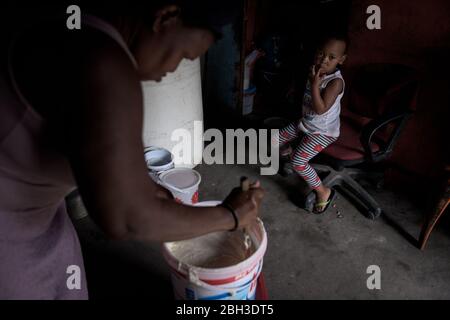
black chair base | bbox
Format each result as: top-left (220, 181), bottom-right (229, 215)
top-left (283, 163), bottom-right (382, 219)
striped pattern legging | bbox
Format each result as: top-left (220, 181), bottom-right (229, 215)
top-left (279, 121), bottom-right (337, 189)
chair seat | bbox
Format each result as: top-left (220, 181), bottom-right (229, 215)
top-left (322, 115), bottom-right (380, 161)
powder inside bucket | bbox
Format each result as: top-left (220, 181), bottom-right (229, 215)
top-left (162, 169), bottom-right (199, 189)
top-left (167, 231), bottom-right (256, 268)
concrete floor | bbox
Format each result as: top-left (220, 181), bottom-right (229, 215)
top-left (73, 163), bottom-right (450, 300)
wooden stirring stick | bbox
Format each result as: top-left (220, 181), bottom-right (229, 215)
top-left (240, 177), bottom-right (250, 192)
top-left (240, 177), bottom-right (252, 250)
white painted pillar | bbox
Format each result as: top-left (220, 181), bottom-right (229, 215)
top-left (141, 58), bottom-right (204, 168)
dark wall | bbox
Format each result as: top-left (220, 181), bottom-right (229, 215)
top-left (346, 0), bottom-right (450, 185)
top-left (245, 0), bottom-right (352, 119)
top-left (207, 0), bottom-right (450, 190)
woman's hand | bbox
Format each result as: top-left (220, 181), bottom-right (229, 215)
top-left (222, 180), bottom-right (265, 229)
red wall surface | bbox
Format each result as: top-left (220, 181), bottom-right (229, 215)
top-left (346, 0), bottom-right (450, 186)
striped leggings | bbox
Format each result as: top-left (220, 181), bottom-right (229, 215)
top-left (279, 121), bottom-right (337, 189)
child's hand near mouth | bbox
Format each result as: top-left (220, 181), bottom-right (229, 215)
top-left (310, 65), bottom-right (325, 88)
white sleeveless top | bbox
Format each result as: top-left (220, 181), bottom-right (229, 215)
top-left (299, 69), bottom-right (345, 138)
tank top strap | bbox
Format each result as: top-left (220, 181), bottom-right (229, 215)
top-left (82, 14), bottom-right (138, 69)
top-left (321, 70), bottom-right (345, 93)
top-left (6, 14), bottom-right (138, 125)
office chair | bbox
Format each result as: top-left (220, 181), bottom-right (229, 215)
top-left (291, 63), bottom-right (420, 219)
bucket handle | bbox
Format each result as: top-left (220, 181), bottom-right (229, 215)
top-left (187, 261), bottom-right (263, 295)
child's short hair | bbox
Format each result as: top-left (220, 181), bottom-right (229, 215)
top-left (317, 32), bottom-right (350, 54)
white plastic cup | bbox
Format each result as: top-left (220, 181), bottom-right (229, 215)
top-left (158, 168), bottom-right (201, 205)
top-left (144, 147), bottom-right (174, 182)
top-left (243, 86), bottom-right (256, 115)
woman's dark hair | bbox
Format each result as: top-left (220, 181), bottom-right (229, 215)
top-left (84, 0), bottom-right (242, 39)
top-left (177, 0), bottom-right (242, 38)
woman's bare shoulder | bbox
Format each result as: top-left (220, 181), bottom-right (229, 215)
top-left (11, 21), bottom-right (137, 120)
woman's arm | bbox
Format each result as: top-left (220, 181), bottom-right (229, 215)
top-left (42, 28), bottom-right (264, 242)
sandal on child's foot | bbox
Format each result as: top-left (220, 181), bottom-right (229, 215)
top-left (314, 188), bottom-right (336, 214)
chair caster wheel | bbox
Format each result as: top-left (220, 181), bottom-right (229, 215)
top-left (366, 208), bottom-right (382, 220)
top-left (375, 179), bottom-right (385, 190)
top-left (282, 163), bottom-right (294, 176)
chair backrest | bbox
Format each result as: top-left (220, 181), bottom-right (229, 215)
top-left (347, 63), bottom-right (419, 119)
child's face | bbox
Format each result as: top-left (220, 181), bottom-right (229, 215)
top-left (314, 39), bottom-right (347, 75)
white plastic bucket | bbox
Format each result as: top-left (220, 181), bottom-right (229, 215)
top-left (141, 58), bottom-right (204, 168)
top-left (144, 147), bottom-right (174, 172)
top-left (159, 168), bottom-right (201, 205)
top-left (144, 147), bottom-right (175, 183)
top-left (243, 86), bottom-right (256, 115)
top-left (162, 201), bottom-right (267, 300)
